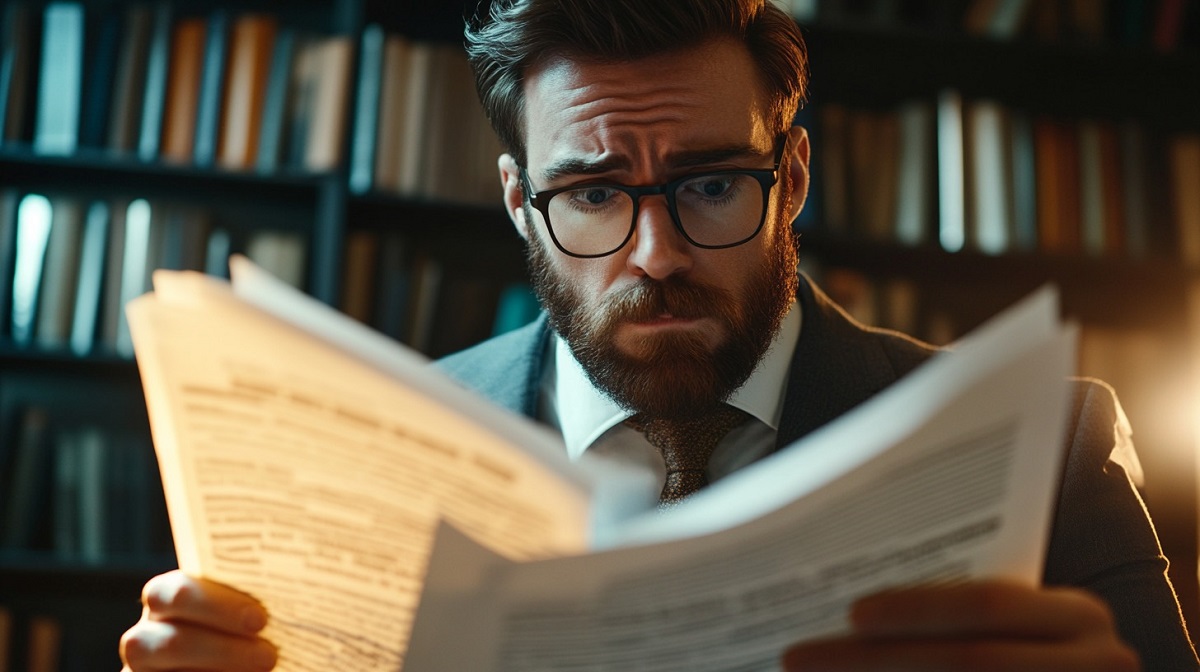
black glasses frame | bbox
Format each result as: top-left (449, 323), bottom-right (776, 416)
top-left (519, 134), bottom-right (790, 259)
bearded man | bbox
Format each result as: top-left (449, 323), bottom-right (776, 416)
top-left (119, 1), bottom-right (1196, 670)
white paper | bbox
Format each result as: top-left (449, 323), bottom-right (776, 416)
top-left (404, 287), bottom-right (1077, 671)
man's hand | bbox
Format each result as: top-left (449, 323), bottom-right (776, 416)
top-left (120, 569), bottom-right (277, 672)
top-left (782, 581), bottom-right (1141, 672)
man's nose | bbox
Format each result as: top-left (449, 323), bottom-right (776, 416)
top-left (624, 196), bottom-right (693, 280)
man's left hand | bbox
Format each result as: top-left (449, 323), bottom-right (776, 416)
top-left (781, 580), bottom-right (1141, 671)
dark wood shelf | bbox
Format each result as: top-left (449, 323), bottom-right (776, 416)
top-left (800, 233), bottom-right (1197, 329)
top-left (0, 552), bottom-right (176, 600)
top-left (0, 148), bottom-right (330, 222)
top-left (805, 24), bottom-right (1200, 129)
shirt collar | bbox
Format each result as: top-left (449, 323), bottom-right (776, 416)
top-left (548, 302), bottom-right (802, 460)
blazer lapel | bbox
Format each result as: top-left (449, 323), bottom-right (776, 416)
top-left (775, 275), bottom-right (926, 448)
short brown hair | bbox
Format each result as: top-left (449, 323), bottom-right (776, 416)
top-left (464, 0), bottom-right (809, 166)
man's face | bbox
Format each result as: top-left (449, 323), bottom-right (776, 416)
top-left (499, 38), bottom-right (810, 420)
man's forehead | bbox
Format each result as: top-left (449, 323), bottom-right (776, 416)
top-left (521, 41), bottom-right (774, 177)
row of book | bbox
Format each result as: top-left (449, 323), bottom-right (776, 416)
top-left (0, 1), bottom-right (353, 172)
top-left (0, 189), bottom-right (308, 358)
top-left (338, 228), bottom-right (539, 358)
top-left (808, 93), bottom-right (1200, 265)
top-left (772, 0), bottom-right (1200, 49)
top-left (0, 609), bottom-right (61, 672)
top-left (0, 2), bottom-right (508, 204)
top-left (348, 27), bottom-right (506, 203)
top-left (0, 405), bottom-right (173, 562)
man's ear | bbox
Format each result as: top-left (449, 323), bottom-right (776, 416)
top-left (499, 153), bottom-right (531, 240)
top-left (785, 125), bottom-right (810, 222)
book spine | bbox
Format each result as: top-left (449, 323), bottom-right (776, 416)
top-left (968, 100), bottom-right (1010, 255)
top-left (256, 27), bottom-right (296, 173)
top-left (33, 2), bottom-right (84, 156)
top-left (10, 194), bottom-right (53, 346)
top-left (106, 5), bottom-right (153, 153)
top-left (115, 198), bottom-right (153, 357)
top-left (218, 14), bottom-right (278, 170)
top-left (937, 90), bottom-right (966, 252)
top-left (137, 2), bottom-right (173, 162)
top-left (303, 36), bottom-right (354, 172)
top-left (35, 198), bottom-right (86, 349)
top-left (79, 9), bottom-right (122, 149)
top-left (0, 4), bottom-right (33, 143)
top-left (160, 17), bottom-right (207, 163)
top-left (193, 10), bottom-right (228, 167)
top-left (349, 24), bottom-right (385, 193)
top-left (69, 201), bottom-right (109, 356)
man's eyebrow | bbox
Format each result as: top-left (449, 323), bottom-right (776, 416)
top-left (537, 143), bottom-right (769, 185)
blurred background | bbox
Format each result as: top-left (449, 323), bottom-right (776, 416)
top-left (0, 0), bottom-right (1197, 669)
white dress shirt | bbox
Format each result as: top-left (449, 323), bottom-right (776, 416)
top-left (538, 303), bottom-right (802, 492)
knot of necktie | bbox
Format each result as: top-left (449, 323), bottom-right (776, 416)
top-left (626, 405), bottom-right (751, 505)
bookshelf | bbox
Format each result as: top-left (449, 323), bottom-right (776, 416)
top-left (1, 0), bottom-right (1199, 668)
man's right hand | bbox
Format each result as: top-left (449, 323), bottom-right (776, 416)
top-left (120, 569), bottom-right (277, 672)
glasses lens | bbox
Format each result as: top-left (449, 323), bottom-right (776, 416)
top-left (547, 187), bottom-right (635, 256)
top-left (674, 173), bottom-right (765, 247)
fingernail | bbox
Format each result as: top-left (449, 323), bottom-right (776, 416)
top-left (253, 641), bottom-right (278, 670)
top-left (242, 606), bottom-right (267, 633)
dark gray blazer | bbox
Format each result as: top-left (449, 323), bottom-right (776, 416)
top-left (438, 275), bottom-right (1198, 670)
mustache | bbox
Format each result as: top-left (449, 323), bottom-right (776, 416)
top-left (603, 278), bottom-right (731, 322)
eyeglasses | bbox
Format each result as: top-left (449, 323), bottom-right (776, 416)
top-left (519, 135), bottom-right (788, 258)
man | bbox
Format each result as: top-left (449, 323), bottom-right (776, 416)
top-left (120, 1), bottom-right (1196, 670)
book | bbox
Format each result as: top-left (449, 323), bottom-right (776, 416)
top-left (33, 2), bottom-right (84, 156)
top-left (9, 194), bottom-right (53, 346)
top-left (339, 229), bottom-right (378, 323)
top-left (244, 230), bottom-right (306, 289)
top-left (0, 189), bottom-right (17, 337)
top-left (302, 36), bottom-right (353, 172)
top-left (1, 406), bottom-right (51, 549)
top-left (106, 4), bottom-right (153, 154)
top-left (99, 197), bottom-right (129, 351)
top-left (255, 27), bottom-right (296, 173)
top-left (1078, 119), bottom-right (1104, 256)
top-left (893, 99), bottom-right (934, 246)
top-left (160, 17), bottom-right (207, 164)
top-left (127, 257), bottom-right (1078, 671)
top-left (1169, 133), bottom-right (1200, 267)
top-left (0, 3), bottom-right (34, 144)
top-left (192, 9), bottom-right (229, 167)
top-left (1008, 110), bottom-right (1038, 251)
top-left (395, 42), bottom-right (435, 194)
top-left (114, 198), bottom-right (154, 357)
top-left (373, 35), bottom-right (413, 191)
top-left (217, 14), bottom-right (278, 170)
top-left (34, 198), bottom-right (85, 348)
top-left (78, 7), bottom-right (122, 149)
top-left (25, 616), bottom-right (61, 672)
top-left (936, 90), bottom-right (966, 252)
top-left (967, 100), bottom-right (1010, 255)
top-left (137, 2), bottom-right (173, 161)
top-left (69, 200), bottom-right (110, 356)
top-left (349, 24), bottom-right (385, 194)
top-left (817, 103), bottom-right (849, 234)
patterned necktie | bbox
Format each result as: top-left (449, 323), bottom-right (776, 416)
top-left (626, 405), bottom-right (751, 505)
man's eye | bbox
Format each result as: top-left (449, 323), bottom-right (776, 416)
top-left (684, 176), bottom-right (735, 199)
top-left (568, 187), bottom-right (618, 207)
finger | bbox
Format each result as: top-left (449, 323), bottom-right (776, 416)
top-left (142, 570), bottom-right (268, 635)
top-left (120, 617), bottom-right (278, 672)
top-left (849, 581), bottom-right (1117, 639)
top-left (782, 634), bottom-right (1141, 672)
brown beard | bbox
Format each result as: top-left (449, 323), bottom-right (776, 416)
top-left (525, 205), bottom-right (799, 421)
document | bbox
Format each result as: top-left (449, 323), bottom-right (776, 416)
top-left (127, 257), bottom-right (1076, 672)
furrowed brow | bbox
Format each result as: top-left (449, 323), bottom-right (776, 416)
top-left (536, 142), bottom-right (770, 185)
